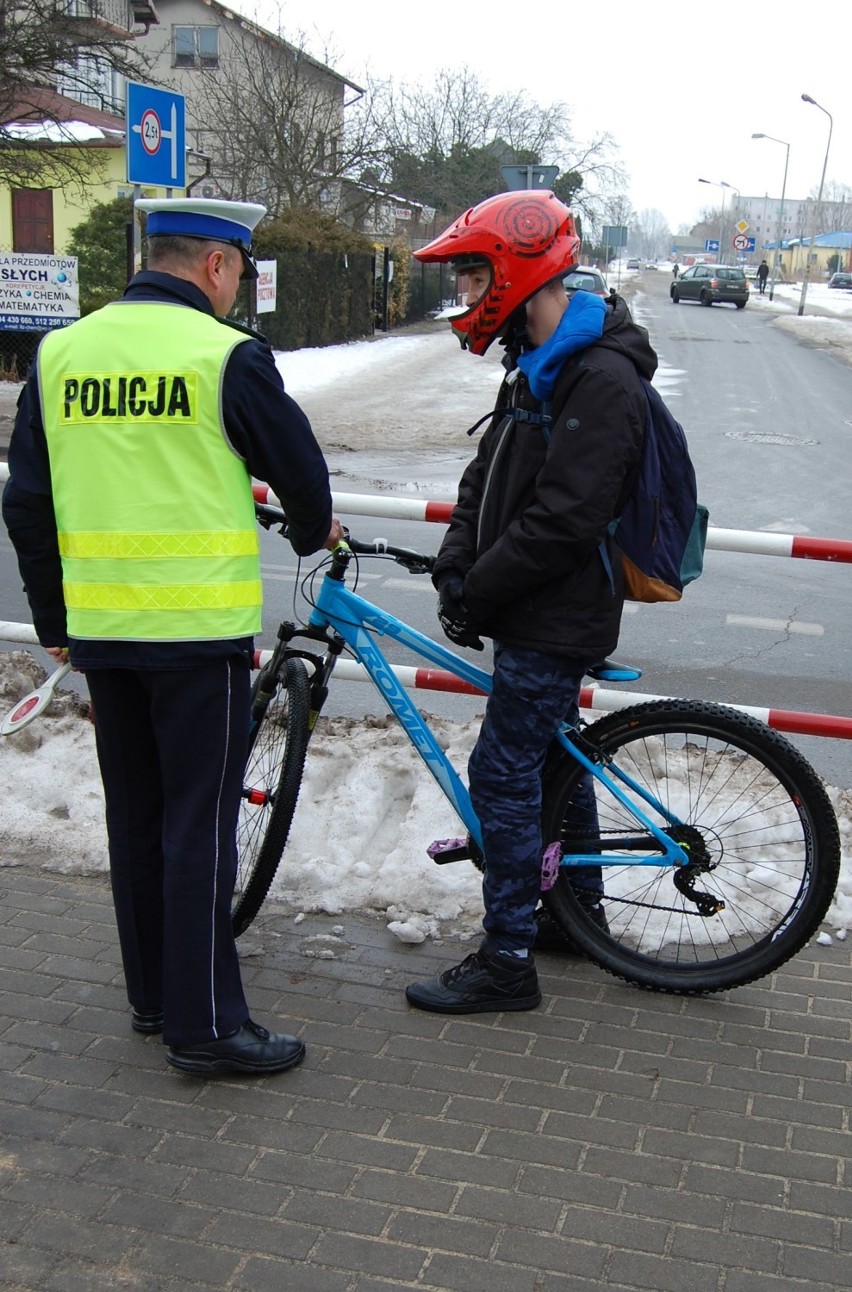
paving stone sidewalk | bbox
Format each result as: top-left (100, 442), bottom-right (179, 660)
top-left (0, 862), bottom-right (850, 1292)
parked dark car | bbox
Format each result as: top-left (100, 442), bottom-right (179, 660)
top-left (828, 272), bottom-right (852, 290)
top-left (670, 264), bottom-right (749, 308)
top-left (563, 266), bottom-right (609, 297)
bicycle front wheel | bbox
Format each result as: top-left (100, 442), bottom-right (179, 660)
top-left (541, 700), bottom-right (840, 994)
top-left (233, 657), bottom-right (311, 935)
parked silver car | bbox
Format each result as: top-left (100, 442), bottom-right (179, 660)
top-left (563, 266), bottom-right (609, 297)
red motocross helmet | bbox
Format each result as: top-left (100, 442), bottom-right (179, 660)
top-left (414, 190), bottom-right (580, 354)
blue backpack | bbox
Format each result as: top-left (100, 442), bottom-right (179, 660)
top-left (508, 368), bottom-right (708, 604)
top-left (603, 378), bottom-right (708, 603)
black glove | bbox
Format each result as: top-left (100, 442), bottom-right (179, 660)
top-left (436, 572), bottom-right (484, 651)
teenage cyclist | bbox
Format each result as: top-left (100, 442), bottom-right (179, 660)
top-left (406, 190), bottom-right (658, 1014)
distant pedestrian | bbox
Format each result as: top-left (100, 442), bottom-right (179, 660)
top-left (756, 260), bottom-right (769, 294)
top-left (672, 262), bottom-right (680, 279)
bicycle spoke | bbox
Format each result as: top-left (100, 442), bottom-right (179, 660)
top-left (542, 701), bottom-right (839, 992)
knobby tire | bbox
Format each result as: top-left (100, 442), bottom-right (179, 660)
top-left (232, 657), bottom-right (311, 935)
top-left (541, 700), bottom-right (840, 993)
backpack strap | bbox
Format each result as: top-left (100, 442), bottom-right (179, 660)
top-left (515, 406), bottom-right (553, 429)
top-left (598, 534), bottom-right (616, 595)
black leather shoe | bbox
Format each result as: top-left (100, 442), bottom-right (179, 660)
top-left (131, 1009), bottom-right (164, 1034)
top-left (406, 945), bottom-right (541, 1014)
top-left (166, 1019), bottom-right (305, 1076)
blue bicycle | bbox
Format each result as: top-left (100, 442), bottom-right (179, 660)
top-left (234, 504), bottom-right (840, 995)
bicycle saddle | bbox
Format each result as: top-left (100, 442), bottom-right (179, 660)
top-left (586, 658), bottom-right (642, 682)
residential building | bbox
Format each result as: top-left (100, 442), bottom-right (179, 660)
top-left (733, 194), bottom-right (852, 253)
top-left (777, 232), bottom-right (852, 281)
top-left (0, 88), bottom-right (133, 253)
top-left (0, 0), bottom-right (161, 255)
top-left (131, 0), bottom-right (363, 214)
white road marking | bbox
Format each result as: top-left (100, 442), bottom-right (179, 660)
top-left (726, 615), bottom-right (824, 635)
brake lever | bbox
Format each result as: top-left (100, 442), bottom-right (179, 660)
top-left (397, 554), bottom-right (435, 575)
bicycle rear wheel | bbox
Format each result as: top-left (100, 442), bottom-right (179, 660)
top-left (232, 657), bottom-right (310, 935)
top-left (541, 700), bottom-right (840, 993)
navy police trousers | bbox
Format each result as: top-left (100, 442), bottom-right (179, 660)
top-left (469, 645), bottom-right (601, 953)
top-left (86, 658), bottom-right (251, 1046)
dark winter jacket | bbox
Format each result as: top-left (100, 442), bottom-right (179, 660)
top-left (433, 294), bottom-right (657, 661)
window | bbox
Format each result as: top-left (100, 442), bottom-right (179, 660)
top-left (173, 25), bottom-right (219, 69)
top-left (12, 190), bottom-right (54, 254)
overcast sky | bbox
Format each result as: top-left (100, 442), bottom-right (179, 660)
top-left (234, 0), bottom-right (849, 236)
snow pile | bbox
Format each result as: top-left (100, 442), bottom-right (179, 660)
top-left (1, 653), bottom-right (850, 947)
top-left (747, 281), bottom-right (852, 365)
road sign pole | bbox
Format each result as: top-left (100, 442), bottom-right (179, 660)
top-left (133, 183), bottom-right (142, 275)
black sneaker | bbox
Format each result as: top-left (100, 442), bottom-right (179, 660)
top-left (532, 903), bottom-right (609, 955)
top-left (406, 945), bottom-right (541, 1015)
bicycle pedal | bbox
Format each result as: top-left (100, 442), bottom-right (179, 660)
top-left (427, 837), bottom-right (471, 865)
top-left (541, 842), bottom-right (561, 892)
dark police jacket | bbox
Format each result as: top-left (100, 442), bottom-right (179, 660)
top-left (2, 272), bottom-right (333, 669)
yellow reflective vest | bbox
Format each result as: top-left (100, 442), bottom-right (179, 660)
top-left (37, 301), bottom-right (262, 641)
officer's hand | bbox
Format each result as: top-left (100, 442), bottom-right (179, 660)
top-left (324, 515), bottom-right (345, 549)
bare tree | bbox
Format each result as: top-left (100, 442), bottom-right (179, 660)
top-left (562, 134), bottom-right (628, 232)
top-left (631, 208), bottom-right (672, 261)
top-left (184, 15), bottom-right (389, 216)
top-left (808, 179), bottom-right (852, 232)
top-left (370, 68), bottom-right (625, 222)
top-left (0, 0), bottom-right (151, 189)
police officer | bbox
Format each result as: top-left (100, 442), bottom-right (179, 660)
top-left (3, 197), bottom-right (342, 1074)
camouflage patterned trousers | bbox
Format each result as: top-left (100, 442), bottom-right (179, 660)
top-left (469, 644), bottom-right (601, 953)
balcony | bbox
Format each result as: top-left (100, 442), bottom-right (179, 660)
top-left (62, 0), bottom-right (157, 39)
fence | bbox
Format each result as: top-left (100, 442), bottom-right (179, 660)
top-left (3, 471), bottom-right (852, 740)
top-left (248, 250), bottom-right (375, 351)
top-left (0, 330), bottom-right (41, 382)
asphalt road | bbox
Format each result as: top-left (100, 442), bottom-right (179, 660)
top-left (3, 277), bottom-right (852, 787)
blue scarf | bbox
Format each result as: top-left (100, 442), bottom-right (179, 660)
top-left (516, 291), bottom-right (607, 401)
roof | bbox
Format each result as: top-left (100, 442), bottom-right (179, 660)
top-left (740, 231), bottom-right (852, 252)
top-left (2, 87), bottom-right (125, 147)
top-left (180, 0), bottom-right (364, 94)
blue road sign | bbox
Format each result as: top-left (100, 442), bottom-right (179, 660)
top-left (126, 82), bottom-right (186, 189)
top-left (705, 239), bottom-right (720, 252)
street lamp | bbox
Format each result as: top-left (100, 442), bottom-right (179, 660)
top-left (798, 94), bottom-right (833, 316)
top-left (721, 181), bottom-right (740, 258)
top-left (698, 178), bottom-right (725, 261)
top-left (699, 178), bottom-right (739, 262)
top-left (752, 132), bottom-right (790, 301)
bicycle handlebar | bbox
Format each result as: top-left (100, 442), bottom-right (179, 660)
top-left (255, 502), bottom-right (436, 574)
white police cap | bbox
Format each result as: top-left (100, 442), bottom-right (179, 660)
top-left (135, 197), bottom-right (267, 280)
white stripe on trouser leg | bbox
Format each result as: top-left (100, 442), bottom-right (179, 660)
top-left (210, 658), bottom-right (233, 1039)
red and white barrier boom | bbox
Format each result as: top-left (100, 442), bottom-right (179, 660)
top-left (253, 484), bottom-right (852, 564)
